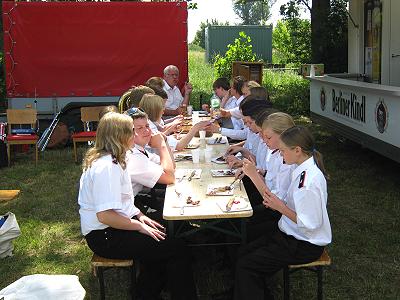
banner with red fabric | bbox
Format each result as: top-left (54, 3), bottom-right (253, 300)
top-left (2, 1), bottom-right (188, 98)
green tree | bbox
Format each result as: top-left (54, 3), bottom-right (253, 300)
top-left (192, 19), bottom-right (229, 50)
top-left (280, 0), bottom-right (348, 72)
top-left (232, 0), bottom-right (275, 25)
top-left (272, 19), bottom-right (311, 65)
top-left (213, 31), bottom-right (257, 79)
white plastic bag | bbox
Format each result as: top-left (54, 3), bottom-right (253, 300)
top-left (0, 212), bottom-right (21, 258)
top-left (0, 274), bottom-right (86, 300)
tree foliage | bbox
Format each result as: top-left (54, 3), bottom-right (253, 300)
top-left (192, 19), bottom-right (229, 50)
top-left (272, 19), bottom-right (311, 65)
top-left (232, 0), bottom-right (275, 25)
top-left (213, 31), bottom-right (257, 79)
top-left (280, 0), bottom-right (348, 72)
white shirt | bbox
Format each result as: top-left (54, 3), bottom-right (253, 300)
top-left (126, 145), bottom-right (163, 196)
top-left (264, 150), bottom-right (296, 200)
top-left (148, 119), bottom-right (178, 151)
top-left (78, 155), bottom-right (140, 236)
top-left (279, 157), bottom-right (332, 246)
top-left (228, 95), bottom-right (245, 119)
top-left (255, 138), bottom-right (270, 170)
top-left (244, 131), bottom-right (260, 156)
top-left (223, 96), bottom-right (237, 110)
top-left (221, 125), bottom-right (246, 140)
top-left (163, 79), bottom-right (183, 110)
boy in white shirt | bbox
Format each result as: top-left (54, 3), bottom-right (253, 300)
top-left (126, 108), bottom-right (175, 216)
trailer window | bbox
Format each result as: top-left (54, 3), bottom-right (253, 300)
top-left (364, 0), bottom-right (382, 84)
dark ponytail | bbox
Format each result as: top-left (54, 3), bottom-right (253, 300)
top-left (280, 126), bottom-right (329, 179)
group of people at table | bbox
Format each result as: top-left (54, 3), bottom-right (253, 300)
top-left (78, 65), bottom-right (332, 300)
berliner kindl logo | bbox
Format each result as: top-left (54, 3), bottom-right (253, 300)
top-left (320, 88), bottom-right (326, 111)
top-left (375, 99), bottom-right (388, 133)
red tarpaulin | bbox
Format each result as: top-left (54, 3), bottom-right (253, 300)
top-left (2, 1), bottom-right (188, 98)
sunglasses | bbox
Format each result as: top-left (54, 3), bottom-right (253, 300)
top-left (126, 107), bottom-right (145, 116)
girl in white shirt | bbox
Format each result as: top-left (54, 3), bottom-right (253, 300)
top-left (240, 112), bottom-right (296, 241)
top-left (234, 126), bottom-right (332, 300)
top-left (78, 112), bottom-right (197, 300)
top-left (139, 94), bottom-right (209, 151)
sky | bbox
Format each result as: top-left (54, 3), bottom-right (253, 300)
top-left (188, 0), bottom-right (310, 42)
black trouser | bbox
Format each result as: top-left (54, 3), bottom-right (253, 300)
top-left (242, 175), bottom-right (282, 241)
top-left (85, 226), bottom-right (197, 300)
top-left (234, 230), bottom-right (324, 300)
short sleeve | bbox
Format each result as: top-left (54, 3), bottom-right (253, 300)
top-left (294, 188), bottom-right (324, 235)
top-left (92, 163), bottom-right (124, 212)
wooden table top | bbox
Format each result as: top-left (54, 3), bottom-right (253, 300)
top-left (163, 133), bottom-right (253, 221)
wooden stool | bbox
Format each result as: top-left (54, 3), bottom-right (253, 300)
top-left (283, 249), bottom-right (331, 300)
top-left (91, 254), bottom-right (136, 300)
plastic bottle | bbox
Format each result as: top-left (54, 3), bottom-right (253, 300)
top-left (210, 93), bottom-right (220, 111)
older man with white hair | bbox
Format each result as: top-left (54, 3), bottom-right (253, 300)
top-left (162, 65), bottom-right (192, 115)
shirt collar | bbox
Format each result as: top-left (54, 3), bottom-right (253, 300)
top-left (134, 144), bottom-right (146, 152)
top-left (163, 79), bottom-right (175, 91)
top-left (236, 95), bottom-right (245, 104)
top-left (291, 156), bottom-right (315, 181)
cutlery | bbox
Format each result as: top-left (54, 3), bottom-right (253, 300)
top-left (178, 174), bottom-right (186, 183)
top-left (217, 137), bottom-right (222, 143)
top-left (226, 197), bottom-right (235, 212)
top-left (187, 170), bottom-right (197, 181)
top-left (228, 177), bottom-right (238, 190)
top-left (175, 190), bottom-right (185, 214)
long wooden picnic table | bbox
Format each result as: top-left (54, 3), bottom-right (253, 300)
top-left (163, 133), bottom-right (253, 245)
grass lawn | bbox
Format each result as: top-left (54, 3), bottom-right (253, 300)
top-left (0, 51), bottom-right (399, 299)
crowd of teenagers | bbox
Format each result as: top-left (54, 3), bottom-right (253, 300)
top-left (78, 65), bottom-right (332, 300)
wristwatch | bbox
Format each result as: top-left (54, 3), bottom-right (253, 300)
top-left (218, 127), bottom-right (222, 133)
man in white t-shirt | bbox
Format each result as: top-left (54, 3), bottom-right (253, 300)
top-left (163, 65), bottom-right (192, 115)
top-left (126, 108), bottom-right (175, 213)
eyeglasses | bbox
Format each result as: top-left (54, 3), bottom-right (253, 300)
top-left (126, 107), bottom-right (145, 116)
top-left (166, 73), bottom-right (179, 78)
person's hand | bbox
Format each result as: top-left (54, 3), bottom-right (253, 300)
top-left (225, 154), bottom-right (237, 164)
top-left (194, 120), bottom-right (212, 132)
top-left (138, 214), bottom-right (165, 231)
top-left (230, 160), bottom-right (243, 169)
top-left (242, 158), bottom-right (257, 177)
top-left (219, 108), bottom-right (230, 118)
top-left (262, 189), bottom-right (283, 211)
top-left (184, 82), bottom-right (193, 95)
top-left (170, 118), bottom-right (182, 128)
top-left (204, 122), bottom-right (219, 133)
top-left (202, 103), bottom-right (210, 112)
top-left (171, 115), bottom-right (183, 122)
top-left (148, 133), bottom-right (165, 149)
top-left (235, 168), bottom-right (245, 180)
top-left (160, 132), bottom-right (168, 142)
top-left (225, 145), bottom-right (241, 156)
top-left (138, 222), bottom-right (166, 242)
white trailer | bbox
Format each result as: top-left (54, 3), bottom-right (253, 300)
top-left (310, 0), bottom-right (400, 162)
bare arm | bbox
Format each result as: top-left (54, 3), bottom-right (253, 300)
top-left (242, 158), bottom-right (269, 195)
top-left (149, 134), bottom-right (175, 184)
top-left (182, 82), bottom-right (192, 106)
top-left (175, 120), bottom-right (210, 150)
top-left (263, 190), bottom-right (297, 223)
top-left (97, 210), bottom-right (166, 241)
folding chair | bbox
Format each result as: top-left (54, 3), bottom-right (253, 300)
top-left (71, 106), bottom-right (107, 163)
top-left (6, 109), bottom-right (39, 167)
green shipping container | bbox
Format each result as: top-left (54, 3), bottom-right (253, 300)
top-left (205, 25), bottom-right (272, 63)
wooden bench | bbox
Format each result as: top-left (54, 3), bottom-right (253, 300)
top-left (283, 249), bottom-right (331, 300)
top-left (91, 254), bottom-right (136, 300)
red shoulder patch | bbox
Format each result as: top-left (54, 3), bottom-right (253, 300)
top-left (298, 171), bottom-right (306, 188)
